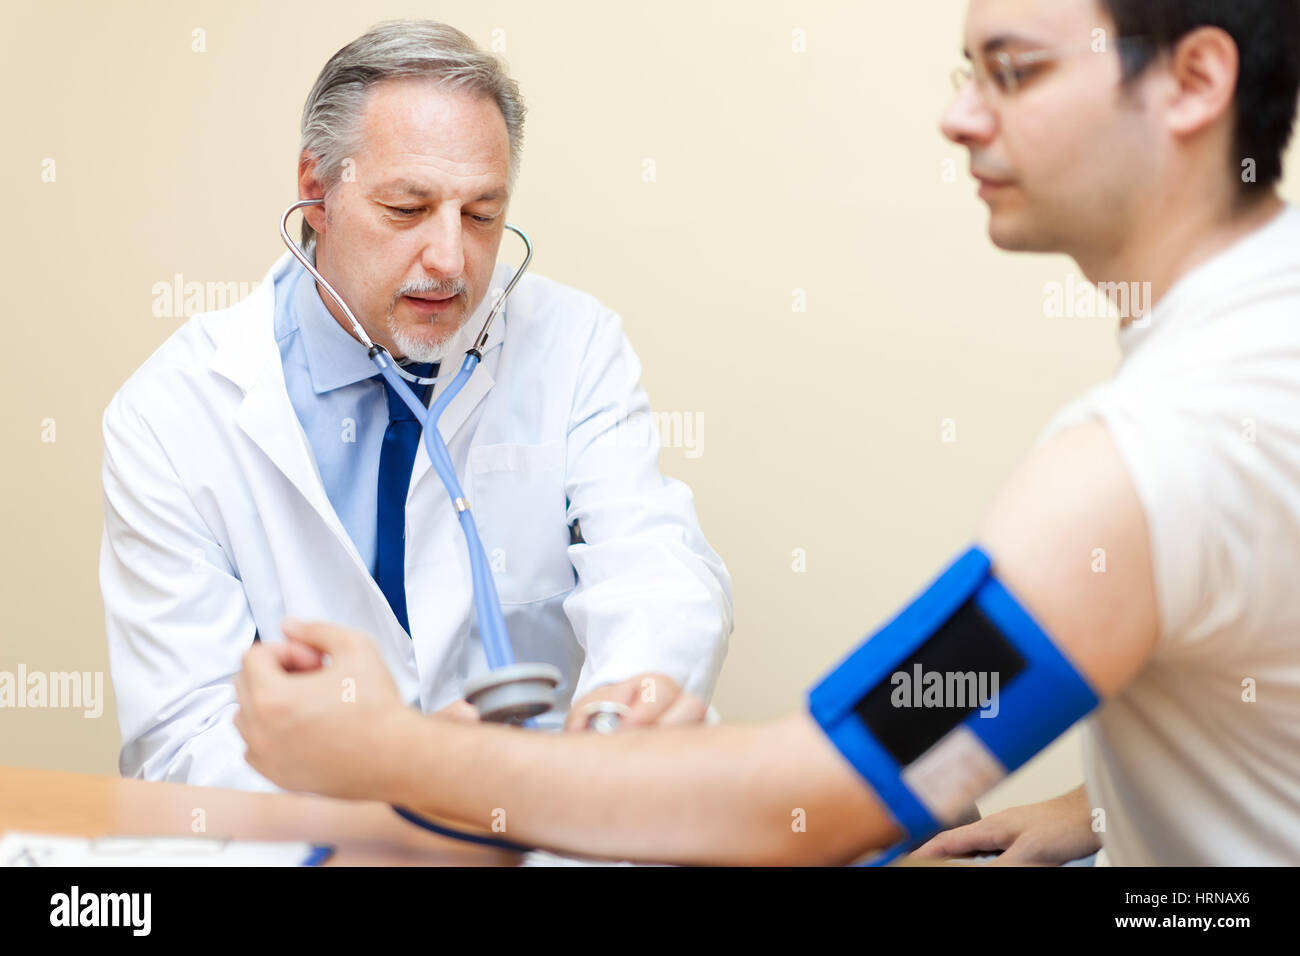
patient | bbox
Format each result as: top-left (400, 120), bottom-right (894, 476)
top-left (236, 0), bottom-right (1300, 865)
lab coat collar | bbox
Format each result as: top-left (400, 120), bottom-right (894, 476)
top-left (203, 249), bottom-right (508, 525)
top-left (289, 242), bottom-right (500, 396)
top-left (290, 256), bottom-right (385, 395)
top-left (205, 250), bottom-right (507, 415)
top-left (197, 250), bottom-right (507, 657)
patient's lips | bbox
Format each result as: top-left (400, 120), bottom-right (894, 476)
top-left (972, 169), bottom-right (1015, 201)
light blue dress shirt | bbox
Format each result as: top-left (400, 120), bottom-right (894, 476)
top-left (273, 258), bottom-right (428, 577)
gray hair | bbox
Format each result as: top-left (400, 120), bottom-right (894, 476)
top-left (298, 19), bottom-right (526, 247)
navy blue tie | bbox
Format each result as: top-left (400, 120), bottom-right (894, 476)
top-left (375, 361), bottom-right (436, 635)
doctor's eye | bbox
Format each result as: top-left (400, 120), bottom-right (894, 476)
top-left (385, 205), bottom-right (421, 217)
top-left (466, 213), bottom-right (496, 224)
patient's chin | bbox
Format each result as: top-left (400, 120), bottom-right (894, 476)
top-left (987, 216), bottom-right (1051, 253)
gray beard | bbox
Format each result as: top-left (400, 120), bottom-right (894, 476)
top-left (385, 311), bottom-right (462, 363)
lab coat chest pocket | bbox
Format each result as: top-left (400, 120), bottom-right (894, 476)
top-left (468, 440), bottom-right (575, 604)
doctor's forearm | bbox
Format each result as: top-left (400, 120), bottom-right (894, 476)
top-left (378, 711), bottom-right (897, 865)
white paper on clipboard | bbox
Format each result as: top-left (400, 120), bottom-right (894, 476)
top-left (0, 831), bottom-right (333, 867)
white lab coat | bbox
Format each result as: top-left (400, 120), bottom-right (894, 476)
top-left (100, 250), bottom-right (733, 791)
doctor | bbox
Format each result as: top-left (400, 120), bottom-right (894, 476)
top-left (100, 19), bottom-right (733, 791)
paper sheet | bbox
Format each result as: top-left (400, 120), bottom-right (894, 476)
top-left (0, 831), bottom-right (331, 866)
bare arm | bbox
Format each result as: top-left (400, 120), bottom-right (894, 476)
top-left (901, 421), bottom-right (1158, 864)
top-left (383, 422), bottom-right (1158, 861)
top-left (379, 710), bottom-right (900, 865)
top-left (977, 421), bottom-right (1158, 699)
top-left (240, 422), bottom-right (1159, 864)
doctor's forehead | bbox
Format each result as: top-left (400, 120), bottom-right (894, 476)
top-left (961, 0), bottom-right (1105, 57)
top-left (353, 77), bottom-right (510, 195)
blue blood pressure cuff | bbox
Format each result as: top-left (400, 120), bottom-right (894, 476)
top-left (807, 547), bottom-right (1100, 845)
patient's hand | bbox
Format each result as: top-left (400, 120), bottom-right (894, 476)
top-left (564, 673), bottom-right (706, 731)
top-left (910, 785), bottom-right (1100, 865)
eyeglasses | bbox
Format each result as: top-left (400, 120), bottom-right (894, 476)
top-left (951, 36), bottom-right (1151, 100)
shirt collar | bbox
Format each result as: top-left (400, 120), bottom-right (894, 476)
top-left (291, 255), bottom-right (383, 394)
top-left (1117, 202), bottom-right (1299, 361)
top-left (291, 251), bottom-right (514, 394)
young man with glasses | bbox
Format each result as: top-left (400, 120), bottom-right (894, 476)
top-left (234, 0), bottom-right (1300, 865)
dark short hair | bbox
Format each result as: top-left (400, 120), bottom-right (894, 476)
top-left (1100, 0), bottom-right (1300, 192)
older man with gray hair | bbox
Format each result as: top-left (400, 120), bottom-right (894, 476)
top-left (100, 19), bottom-right (733, 790)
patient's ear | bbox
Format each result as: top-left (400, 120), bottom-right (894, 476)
top-left (1164, 26), bottom-right (1239, 140)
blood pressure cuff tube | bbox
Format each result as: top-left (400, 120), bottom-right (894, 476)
top-left (807, 546), bottom-right (1100, 845)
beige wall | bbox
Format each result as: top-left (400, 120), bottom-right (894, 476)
top-left (4, 0), bottom-right (1297, 815)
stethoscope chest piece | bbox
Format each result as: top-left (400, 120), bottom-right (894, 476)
top-left (463, 662), bottom-right (563, 723)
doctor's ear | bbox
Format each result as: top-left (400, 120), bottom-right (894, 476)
top-left (302, 201), bottom-right (328, 238)
top-left (296, 152), bottom-right (329, 236)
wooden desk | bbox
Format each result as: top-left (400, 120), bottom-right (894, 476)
top-left (0, 765), bottom-right (518, 866)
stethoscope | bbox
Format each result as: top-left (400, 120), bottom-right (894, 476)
top-left (279, 199), bottom-right (630, 855)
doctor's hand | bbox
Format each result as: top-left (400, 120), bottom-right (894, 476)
top-left (235, 618), bottom-right (417, 800)
top-left (564, 673), bottom-right (706, 731)
top-left (433, 699), bottom-right (482, 723)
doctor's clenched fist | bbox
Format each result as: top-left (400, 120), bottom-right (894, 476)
top-left (235, 617), bottom-right (423, 799)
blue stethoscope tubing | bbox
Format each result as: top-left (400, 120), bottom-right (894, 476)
top-left (368, 347), bottom-right (515, 670)
top-left (279, 199), bottom-right (544, 854)
top-left (391, 805), bottom-right (534, 853)
top-left (278, 198), bottom-right (532, 674)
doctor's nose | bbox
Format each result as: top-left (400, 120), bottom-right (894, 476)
top-left (418, 209), bottom-right (466, 279)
